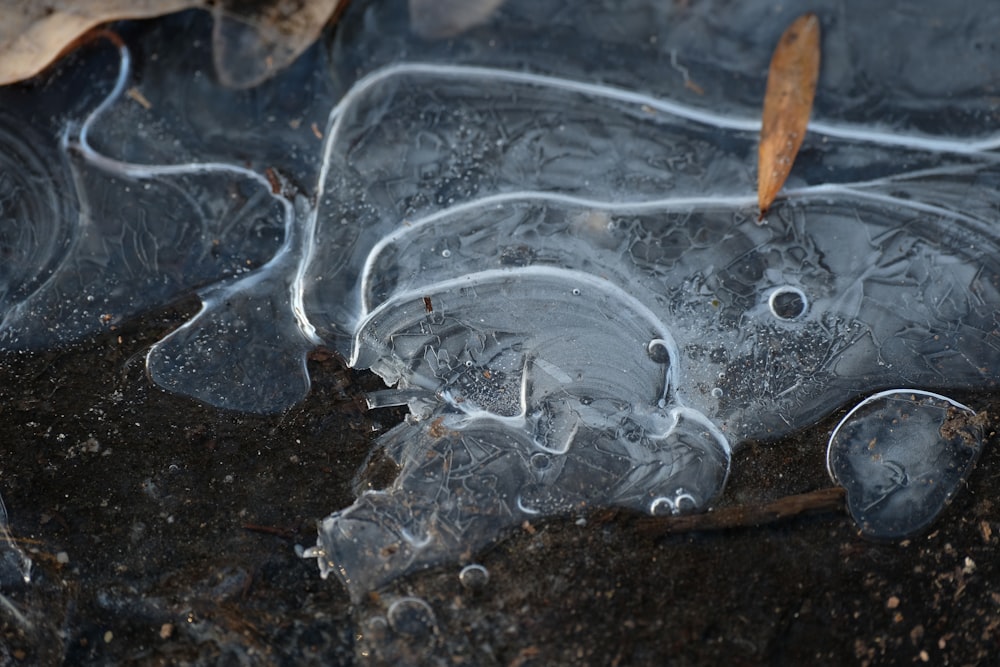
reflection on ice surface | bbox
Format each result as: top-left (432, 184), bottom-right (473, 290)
top-left (1, 2), bottom-right (999, 597)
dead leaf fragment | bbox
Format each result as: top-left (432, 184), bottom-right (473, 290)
top-left (0, 0), bottom-right (349, 88)
top-left (757, 13), bottom-right (820, 219)
top-left (0, 1), bottom-right (200, 86)
top-left (212, 0), bottom-right (350, 89)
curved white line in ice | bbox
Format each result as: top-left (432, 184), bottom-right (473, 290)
top-left (66, 40), bottom-right (322, 355)
top-left (351, 264), bottom-right (681, 401)
top-left (322, 63), bottom-right (1000, 155)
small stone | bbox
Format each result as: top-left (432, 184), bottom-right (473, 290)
top-left (159, 623), bottom-right (174, 639)
top-left (886, 596), bottom-right (900, 609)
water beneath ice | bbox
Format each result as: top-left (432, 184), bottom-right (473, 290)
top-left (2, 1), bottom-right (1000, 597)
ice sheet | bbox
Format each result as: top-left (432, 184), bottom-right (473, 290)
top-left (1, 1), bottom-right (999, 598)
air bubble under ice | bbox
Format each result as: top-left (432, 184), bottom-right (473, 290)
top-left (2, 1), bottom-right (1000, 597)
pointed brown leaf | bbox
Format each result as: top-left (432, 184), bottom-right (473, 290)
top-left (757, 13), bottom-right (820, 219)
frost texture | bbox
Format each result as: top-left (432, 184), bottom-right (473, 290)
top-left (300, 64), bottom-right (1000, 596)
top-left (826, 390), bottom-right (984, 540)
top-left (2, 1), bottom-right (1000, 598)
top-left (0, 37), bottom-right (318, 411)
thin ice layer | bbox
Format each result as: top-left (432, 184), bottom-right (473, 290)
top-left (300, 58), bottom-right (1000, 593)
top-left (342, 190), bottom-right (1000, 441)
top-left (0, 36), bottom-right (321, 411)
top-left (300, 63), bottom-right (1000, 445)
top-left (826, 390), bottom-right (984, 539)
top-left (301, 64), bottom-right (996, 342)
top-left (0, 40), bottom-right (290, 353)
top-left (306, 405), bottom-right (730, 597)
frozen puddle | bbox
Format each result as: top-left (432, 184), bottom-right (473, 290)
top-left (297, 64), bottom-right (1000, 595)
top-left (1, 6), bottom-right (999, 599)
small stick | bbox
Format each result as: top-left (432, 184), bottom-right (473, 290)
top-left (635, 486), bottom-right (846, 536)
top-left (242, 523), bottom-right (295, 540)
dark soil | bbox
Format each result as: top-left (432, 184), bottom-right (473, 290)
top-left (1, 298), bottom-right (999, 666)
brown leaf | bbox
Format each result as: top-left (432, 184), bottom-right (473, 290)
top-left (757, 13), bottom-right (820, 219)
top-left (0, 0), bottom-right (349, 88)
top-left (0, 1), bottom-right (202, 86)
top-left (212, 0), bottom-right (350, 89)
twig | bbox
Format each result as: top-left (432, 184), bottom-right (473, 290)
top-left (635, 486), bottom-right (846, 536)
top-left (242, 524), bottom-right (295, 540)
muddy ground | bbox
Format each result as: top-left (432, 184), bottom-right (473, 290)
top-left (1, 297), bottom-right (998, 666)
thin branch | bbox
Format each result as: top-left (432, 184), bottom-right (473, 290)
top-left (635, 486), bottom-right (846, 536)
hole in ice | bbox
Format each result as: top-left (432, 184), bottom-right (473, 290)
top-left (826, 390), bottom-right (985, 540)
top-left (767, 286), bottom-right (808, 320)
top-left (529, 453), bottom-right (551, 471)
top-left (647, 339), bottom-right (673, 365)
top-left (650, 489), bottom-right (699, 516)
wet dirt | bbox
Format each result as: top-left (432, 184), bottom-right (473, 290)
top-left (1, 297), bottom-right (998, 665)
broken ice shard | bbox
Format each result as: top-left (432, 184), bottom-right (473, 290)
top-left (826, 390), bottom-right (984, 540)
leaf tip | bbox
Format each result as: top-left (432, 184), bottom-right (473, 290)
top-left (755, 11), bottom-right (821, 222)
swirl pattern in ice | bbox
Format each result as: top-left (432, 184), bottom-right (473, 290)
top-left (294, 62), bottom-right (1000, 595)
top-left (0, 34), bottom-right (323, 410)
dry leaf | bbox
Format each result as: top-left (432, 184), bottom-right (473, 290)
top-left (757, 13), bottom-right (820, 219)
top-left (0, 0), bottom-right (348, 88)
top-left (0, 1), bottom-right (202, 86)
top-left (212, 0), bottom-right (350, 89)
